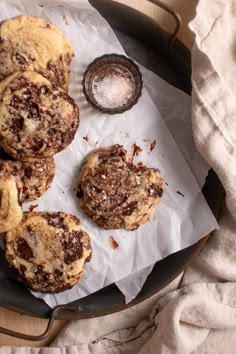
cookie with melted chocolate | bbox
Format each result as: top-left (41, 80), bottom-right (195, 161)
top-left (0, 71), bottom-right (79, 160)
top-left (0, 155), bottom-right (55, 202)
top-left (5, 212), bottom-right (92, 293)
top-left (77, 144), bottom-right (164, 230)
top-left (0, 15), bottom-right (74, 91)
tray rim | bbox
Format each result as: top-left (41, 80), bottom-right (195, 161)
top-left (0, 0), bottom-right (225, 332)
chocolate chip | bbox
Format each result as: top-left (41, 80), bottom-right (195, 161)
top-left (53, 269), bottom-right (63, 280)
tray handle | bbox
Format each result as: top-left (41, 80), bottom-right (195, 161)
top-left (0, 305), bottom-right (79, 341)
top-left (147, 0), bottom-right (182, 45)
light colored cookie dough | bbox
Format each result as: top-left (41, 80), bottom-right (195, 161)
top-left (0, 175), bottom-right (23, 232)
top-left (5, 212), bottom-right (92, 293)
top-left (77, 144), bottom-right (164, 230)
top-left (0, 71), bottom-right (79, 161)
top-left (0, 15), bottom-right (74, 91)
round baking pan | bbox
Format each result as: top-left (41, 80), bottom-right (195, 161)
top-left (0, 0), bottom-right (225, 341)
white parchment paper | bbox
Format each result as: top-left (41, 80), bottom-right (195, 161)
top-left (0, 0), bottom-right (217, 307)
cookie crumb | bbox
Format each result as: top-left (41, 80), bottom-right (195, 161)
top-left (63, 14), bottom-right (69, 25)
top-left (29, 204), bottom-right (38, 212)
top-left (109, 236), bottom-right (119, 249)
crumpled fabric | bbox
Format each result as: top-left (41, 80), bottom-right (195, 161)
top-left (1, 0), bottom-right (236, 353)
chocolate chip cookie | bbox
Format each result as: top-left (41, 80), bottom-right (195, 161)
top-left (0, 71), bottom-right (79, 160)
top-left (0, 175), bottom-right (23, 232)
top-left (0, 15), bottom-right (74, 91)
top-left (77, 145), bottom-right (164, 230)
top-left (0, 155), bottom-right (55, 202)
top-left (5, 212), bottom-right (92, 293)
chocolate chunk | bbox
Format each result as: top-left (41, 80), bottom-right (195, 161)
top-left (10, 117), bottom-right (24, 133)
top-left (43, 212), bottom-right (69, 231)
top-left (32, 139), bottom-right (44, 152)
top-left (146, 184), bottom-right (163, 198)
top-left (24, 166), bottom-right (33, 178)
top-left (16, 238), bottom-right (33, 260)
top-left (64, 231), bottom-right (83, 265)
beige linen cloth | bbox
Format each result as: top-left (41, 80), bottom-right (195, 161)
top-left (1, 0), bottom-right (236, 352)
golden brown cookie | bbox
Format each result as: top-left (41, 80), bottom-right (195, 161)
top-left (5, 212), bottom-right (92, 293)
top-left (0, 155), bottom-right (55, 202)
top-left (0, 71), bottom-right (79, 160)
top-left (0, 175), bottom-right (23, 232)
top-left (77, 145), bottom-right (164, 230)
top-left (0, 15), bottom-right (74, 91)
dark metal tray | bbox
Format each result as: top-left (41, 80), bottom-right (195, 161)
top-left (0, 0), bottom-right (225, 341)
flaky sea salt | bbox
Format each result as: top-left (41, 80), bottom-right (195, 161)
top-left (92, 69), bottom-right (135, 109)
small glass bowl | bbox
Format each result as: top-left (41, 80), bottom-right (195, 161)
top-left (82, 54), bottom-right (143, 114)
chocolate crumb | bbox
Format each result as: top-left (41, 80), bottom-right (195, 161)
top-left (83, 135), bottom-right (89, 142)
top-left (176, 191), bottom-right (184, 197)
top-left (130, 143), bottom-right (142, 163)
top-left (150, 140), bottom-right (156, 152)
top-left (39, 4), bottom-right (43, 7)
top-left (29, 204), bottom-right (38, 212)
top-left (165, 182), bottom-right (169, 186)
top-left (109, 236), bottom-right (119, 250)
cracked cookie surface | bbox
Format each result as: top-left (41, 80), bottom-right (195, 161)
top-left (0, 154), bottom-right (55, 202)
top-left (0, 71), bottom-right (79, 160)
top-left (77, 145), bottom-right (164, 230)
top-left (5, 212), bottom-right (92, 293)
top-left (0, 15), bottom-right (74, 91)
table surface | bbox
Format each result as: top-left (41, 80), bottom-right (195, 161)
top-left (0, 0), bottom-right (198, 347)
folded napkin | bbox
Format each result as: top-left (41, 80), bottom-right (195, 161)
top-left (1, 0), bottom-right (236, 353)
